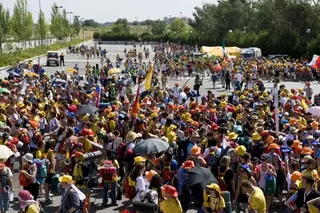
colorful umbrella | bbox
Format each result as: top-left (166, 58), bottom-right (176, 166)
top-left (0, 145), bottom-right (14, 163)
top-left (108, 68), bottom-right (121, 75)
top-left (67, 68), bottom-right (78, 73)
top-left (0, 88), bottom-right (10, 94)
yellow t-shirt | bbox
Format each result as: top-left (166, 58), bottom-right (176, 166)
top-left (0, 113), bottom-right (6, 123)
top-left (210, 196), bottom-right (226, 212)
top-left (26, 204), bottom-right (39, 213)
top-left (159, 198), bottom-right (183, 213)
top-left (249, 187), bottom-right (266, 213)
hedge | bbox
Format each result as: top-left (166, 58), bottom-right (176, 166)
top-left (0, 39), bottom-right (89, 67)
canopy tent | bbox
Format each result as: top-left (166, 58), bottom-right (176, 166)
top-left (200, 46), bottom-right (241, 58)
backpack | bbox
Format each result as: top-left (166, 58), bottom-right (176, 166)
top-left (19, 171), bottom-right (32, 187)
top-left (0, 167), bottom-right (10, 188)
top-left (116, 142), bottom-right (127, 161)
top-left (217, 167), bottom-right (230, 191)
top-left (207, 147), bottom-right (218, 166)
top-left (102, 166), bottom-right (117, 182)
top-left (124, 176), bottom-right (137, 199)
top-left (264, 174), bottom-right (276, 195)
top-left (33, 159), bottom-right (48, 179)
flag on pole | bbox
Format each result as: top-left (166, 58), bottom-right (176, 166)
top-left (308, 54), bottom-right (320, 69)
top-left (138, 67), bottom-right (154, 94)
top-left (222, 134), bottom-right (229, 149)
top-left (131, 84), bottom-right (140, 115)
top-left (94, 82), bottom-right (101, 107)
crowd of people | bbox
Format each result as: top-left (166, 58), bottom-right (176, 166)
top-left (0, 41), bottom-right (320, 213)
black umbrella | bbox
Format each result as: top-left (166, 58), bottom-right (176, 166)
top-left (133, 138), bottom-right (169, 155)
top-left (188, 166), bottom-right (218, 188)
top-left (75, 105), bottom-right (98, 115)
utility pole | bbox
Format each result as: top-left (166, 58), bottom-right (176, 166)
top-left (67, 11), bottom-right (73, 39)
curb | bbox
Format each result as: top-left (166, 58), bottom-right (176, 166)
top-left (0, 40), bottom-right (93, 72)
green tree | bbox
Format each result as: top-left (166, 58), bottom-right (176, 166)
top-left (170, 19), bottom-right (186, 34)
top-left (111, 18), bottom-right (129, 33)
top-left (73, 16), bottom-right (81, 37)
top-left (0, 3), bottom-right (10, 52)
top-left (10, 0), bottom-right (33, 43)
top-left (82, 19), bottom-right (99, 28)
top-left (151, 20), bottom-right (167, 35)
top-left (37, 11), bottom-right (48, 43)
top-left (61, 9), bottom-right (70, 38)
top-left (49, 3), bottom-right (61, 39)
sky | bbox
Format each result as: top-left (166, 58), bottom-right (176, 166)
top-left (2, 0), bottom-right (218, 23)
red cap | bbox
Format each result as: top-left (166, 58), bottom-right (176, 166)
top-left (162, 185), bottom-right (178, 197)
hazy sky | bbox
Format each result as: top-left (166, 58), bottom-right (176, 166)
top-left (2, 0), bottom-right (218, 23)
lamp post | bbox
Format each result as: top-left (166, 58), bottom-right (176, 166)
top-left (38, 0), bottom-right (43, 45)
top-left (55, 5), bottom-right (63, 40)
top-left (67, 11), bottom-right (73, 39)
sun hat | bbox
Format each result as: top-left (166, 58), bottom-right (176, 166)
top-left (211, 123), bottom-right (219, 131)
top-left (17, 190), bottom-right (33, 202)
top-left (268, 143), bottom-right (279, 150)
top-left (145, 170), bottom-right (158, 182)
top-left (126, 131), bottom-right (138, 142)
top-left (289, 118), bottom-right (298, 126)
top-left (181, 160), bottom-right (195, 170)
top-left (167, 132), bottom-right (177, 142)
top-left (162, 185), bottom-right (178, 197)
top-left (59, 175), bottom-right (74, 184)
top-left (291, 171), bottom-right (302, 182)
top-left (301, 147), bottom-right (314, 155)
top-left (291, 140), bottom-right (302, 149)
top-left (228, 132), bottom-right (238, 141)
top-left (206, 183), bottom-right (221, 195)
top-left (134, 156), bottom-right (146, 165)
top-left (251, 132), bottom-right (261, 141)
top-left (23, 153), bottom-right (33, 163)
top-left (190, 146), bottom-right (201, 156)
top-left (235, 145), bottom-right (246, 156)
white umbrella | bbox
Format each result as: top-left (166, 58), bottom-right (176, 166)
top-left (0, 145), bottom-right (14, 162)
top-left (307, 106), bottom-right (320, 117)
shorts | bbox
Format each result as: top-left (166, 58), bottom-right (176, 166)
top-left (45, 173), bottom-right (53, 184)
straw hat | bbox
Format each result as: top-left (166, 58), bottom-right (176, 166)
top-left (59, 175), bottom-right (75, 184)
top-left (190, 146), bottom-right (201, 156)
top-left (134, 156), bottom-right (146, 164)
top-left (126, 131), bottom-right (138, 142)
top-left (206, 183), bottom-right (221, 195)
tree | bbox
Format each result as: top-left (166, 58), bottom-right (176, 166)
top-left (82, 19), bottom-right (99, 28)
top-left (61, 9), bottom-right (69, 38)
top-left (111, 18), bottom-right (129, 33)
top-left (0, 3), bottom-right (10, 52)
top-left (151, 20), bottom-right (167, 35)
top-left (10, 0), bottom-right (33, 43)
top-left (50, 3), bottom-right (61, 39)
top-left (170, 19), bottom-right (186, 34)
top-left (73, 16), bottom-right (81, 37)
top-left (37, 11), bottom-right (48, 43)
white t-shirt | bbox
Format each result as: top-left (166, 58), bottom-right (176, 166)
top-left (134, 175), bottom-right (147, 201)
top-left (203, 146), bottom-right (222, 159)
top-left (178, 92), bottom-right (187, 104)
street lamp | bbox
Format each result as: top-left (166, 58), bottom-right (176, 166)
top-left (55, 6), bottom-right (63, 40)
top-left (67, 11), bottom-right (73, 39)
top-left (180, 12), bottom-right (182, 19)
top-left (38, 0), bottom-right (43, 45)
top-left (306, 28), bottom-right (311, 34)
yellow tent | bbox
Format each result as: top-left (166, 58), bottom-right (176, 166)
top-left (200, 46), bottom-right (241, 58)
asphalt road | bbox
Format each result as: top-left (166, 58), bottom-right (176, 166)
top-left (3, 41), bottom-right (320, 213)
